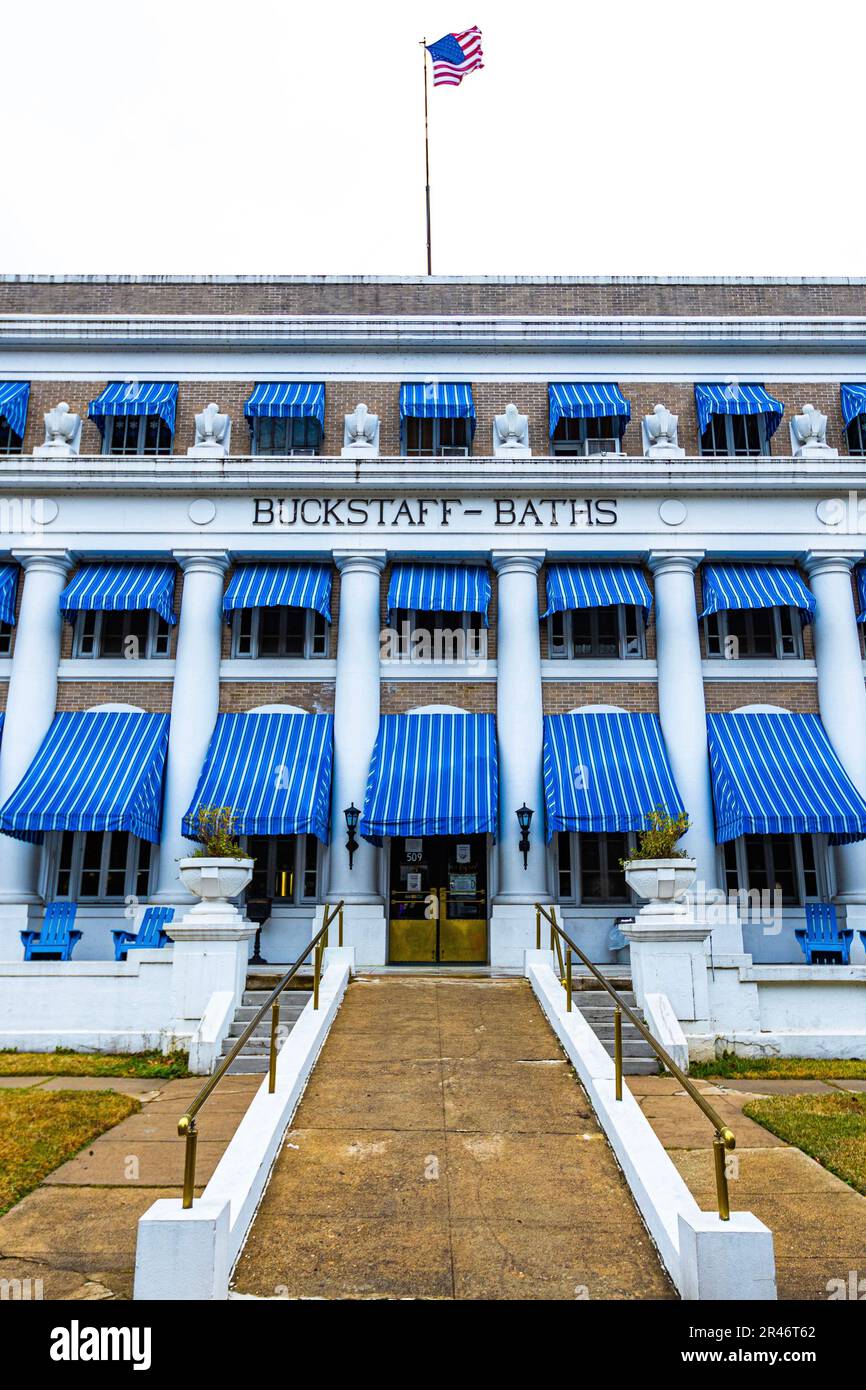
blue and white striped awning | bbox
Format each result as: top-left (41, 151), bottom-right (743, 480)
top-left (387, 564), bottom-right (491, 624)
top-left (542, 564), bottom-right (653, 623)
top-left (0, 564), bottom-right (19, 627)
top-left (60, 564), bottom-right (178, 626)
top-left (694, 383), bottom-right (784, 439)
top-left (548, 383), bottom-right (631, 438)
top-left (223, 564), bottom-right (332, 622)
top-left (707, 712), bottom-right (866, 844)
top-left (0, 382), bottom-right (30, 440)
top-left (399, 383), bottom-right (476, 432)
top-left (361, 713), bottom-right (498, 842)
top-left (699, 564), bottom-right (814, 622)
top-left (841, 384), bottom-right (866, 428)
top-left (0, 711), bottom-right (170, 844)
top-left (88, 382), bottom-right (178, 434)
top-left (243, 383), bottom-right (325, 427)
top-left (182, 712), bottom-right (334, 844)
top-left (543, 712), bottom-right (685, 841)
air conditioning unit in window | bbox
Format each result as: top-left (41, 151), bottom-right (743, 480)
top-left (584, 439), bottom-right (620, 456)
top-left (287, 448), bottom-right (318, 457)
top-left (439, 446), bottom-right (470, 457)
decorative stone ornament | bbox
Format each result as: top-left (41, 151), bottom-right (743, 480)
top-left (187, 402), bottom-right (231, 457)
top-left (790, 402), bottom-right (838, 458)
top-left (492, 402), bottom-right (531, 457)
top-left (34, 402), bottom-right (82, 457)
top-left (642, 403), bottom-right (684, 458)
top-left (341, 403), bottom-right (380, 456)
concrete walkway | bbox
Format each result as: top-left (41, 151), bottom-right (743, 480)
top-left (0, 1073), bottom-right (260, 1299)
top-left (630, 1075), bottom-right (866, 1301)
top-left (232, 976), bottom-right (675, 1300)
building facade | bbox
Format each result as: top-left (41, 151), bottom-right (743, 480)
top-left (2, 274), bottom-right (866, 979)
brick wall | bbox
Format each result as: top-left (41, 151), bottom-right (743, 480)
top-left (703, 682), bottom-right (819, 713)
top-left (542, 681), bottom-right (659, 713)
top-left (13, 376), bottom-right (861, 457)
top-left (380, 681), bottom-right (495, 714)
top-left (219, 682), bottom-right (335, 713)
top-left (3, 277), bottom-right (866, 317)
top-left (55, 682), bottom-right (174, 712)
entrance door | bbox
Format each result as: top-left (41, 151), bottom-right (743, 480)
top-left (389, 835), bottom-right (488, 963)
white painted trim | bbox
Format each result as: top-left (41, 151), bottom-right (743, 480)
top-left (524, 950), bottom-right (776, 1300)
top-left (219, 658), bottom-right (336, 681)
top-left (133, 948), bottom-right (353, 1301)
top-left (58, 658), bottom-right (176, 681)
top-left (380, 660), bottom-right (496, 681)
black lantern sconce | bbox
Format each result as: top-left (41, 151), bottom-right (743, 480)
top-left (344, 803), bottom-right (360, 869)
top-left (516, 804), bottom-right (534, 870)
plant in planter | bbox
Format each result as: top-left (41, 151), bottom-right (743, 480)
top-left (178, 805), bottom-right (255, 907)
top-left (621, 805), bottom-right (696, 911)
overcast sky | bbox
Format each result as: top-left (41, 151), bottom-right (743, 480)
top-left (3, 0), bottom-right (863, 276)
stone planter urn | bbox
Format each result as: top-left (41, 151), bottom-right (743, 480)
top-left (177, 857), bottom-right (254, 922)
top-left (622, 857), bottom-right (697, 916)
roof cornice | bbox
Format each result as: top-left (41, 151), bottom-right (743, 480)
top-left (4, 314), bottom-right (866, 353)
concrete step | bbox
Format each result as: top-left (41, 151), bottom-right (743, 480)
top-left (218, 990), bottom-right (313, 1074)
top-left (572, 991), bottom-right (660, 1076)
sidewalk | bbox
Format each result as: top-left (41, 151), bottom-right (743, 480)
top-left (0, 1073), bottom-right (260, 1300)
top-left (232, 976), bottom-right (675, 1300)
top-left (629, 1074), bottom-right (866, 1301)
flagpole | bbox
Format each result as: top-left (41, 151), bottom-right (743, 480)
top-left (420, 38), bottom-right (432, 275)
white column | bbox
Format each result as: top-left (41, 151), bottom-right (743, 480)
top-left (0, 551), bottom-right (72, 928)
top-left (328, 552), bottom-right (386, 905)
top-left (648, 552), bottom-right (720, 894)
top-left (803, 552), bottom-right (866, 910)
top-left (492, 551), bottom-right (548, 903)
top-left (153, 552), bottom-right (228, 903)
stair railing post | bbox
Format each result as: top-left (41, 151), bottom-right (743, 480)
top-left (179, 1117), bottom-right (198, 1209)
top-left (713, 1132), bottom-right (731, 1221)
top-left (339, 904), bottom-right (344, 948)
top-left (313, 941), bottom-right (322, 1010)
top-left (535, 904), bottom-right (541, 950)
top-left (565, 947), bottom-right (572, 1012)
top-left (614, 1007), bottom-right (623, 1101)
top-left (268, 998), bottom-right (280, 1094)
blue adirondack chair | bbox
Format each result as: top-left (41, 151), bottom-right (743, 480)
top-left (112, 906), bottom-right (175, 961)
top-left (21, 903), bottom-right (81, 960)
top-left (795, 903), bottom-right (853, 965)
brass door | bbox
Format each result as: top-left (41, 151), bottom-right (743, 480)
top-left (389, 835), bottom-right (487, 964)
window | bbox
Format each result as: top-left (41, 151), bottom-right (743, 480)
top-left (73, 610), bottom-right (171, 659)
top-left (699, 413), bottom-right (769, 457)
top-left (0, 622), bottom-right (12, 655)
top-left (231, 607), bottom-right (328, 659)
top-left (404, 417), bottom-right (472, 456)
top-left (548, 606), bottom-right (644, 659)
top-left (53, 831), bottom-right (153, 901)
top-left (704, 606), bottom-right (802, 660)
top-left (557, 831), bottom-right (636, 904)
top-left (846, 415), bottom-right (866, 456)
top-left (102, 415), bottom-right (173, 456)
top-left (721, 834), bottom-right (825, 907)
top-left (244, 835), bottom-right (319, 903)
top-left (551, 418), bottom-right (621, 456)
top-left (0, 415), bottom-right (23, 455)
top-left (388, 607), bottom-right (484, 660)
top-left (252, 418), bottom-right (321, 456)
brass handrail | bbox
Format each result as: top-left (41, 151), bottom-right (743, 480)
top-left (534, 902), bottom-right (735, 1221)
top-left (178, 900), bottom-right (344, 1208)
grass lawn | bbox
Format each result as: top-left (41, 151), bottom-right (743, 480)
top-left (689, 1053), bottom-right (866, 1081)
top-left (0, 1049), bottom-right (189, 1079)
top-left (0, 1088), bottom-right (140, 1215)
top-left (743, 1092), bottom-right (866, 1196)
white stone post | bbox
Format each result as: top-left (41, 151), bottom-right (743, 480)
top-left (153, 552), bottom-right (229, 903)
top-left (648, 552), bottom-right (720, 895)
top-left (328, 552), bottom-right (386, 962)
top-left (803, 552), bottom-right (866, 956)
top-left (0, 550), bottom-right (71, 953)
top-left (490, 552), bottom-right (547, 964)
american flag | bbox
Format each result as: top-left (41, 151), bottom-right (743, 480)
top-left (426, 26), bottom-right (484, 87)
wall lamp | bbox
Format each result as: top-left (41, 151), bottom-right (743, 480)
top-left (344, 803), bottom-right (360, 869)
top-left (516, 804), bottom-right (534, 870)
